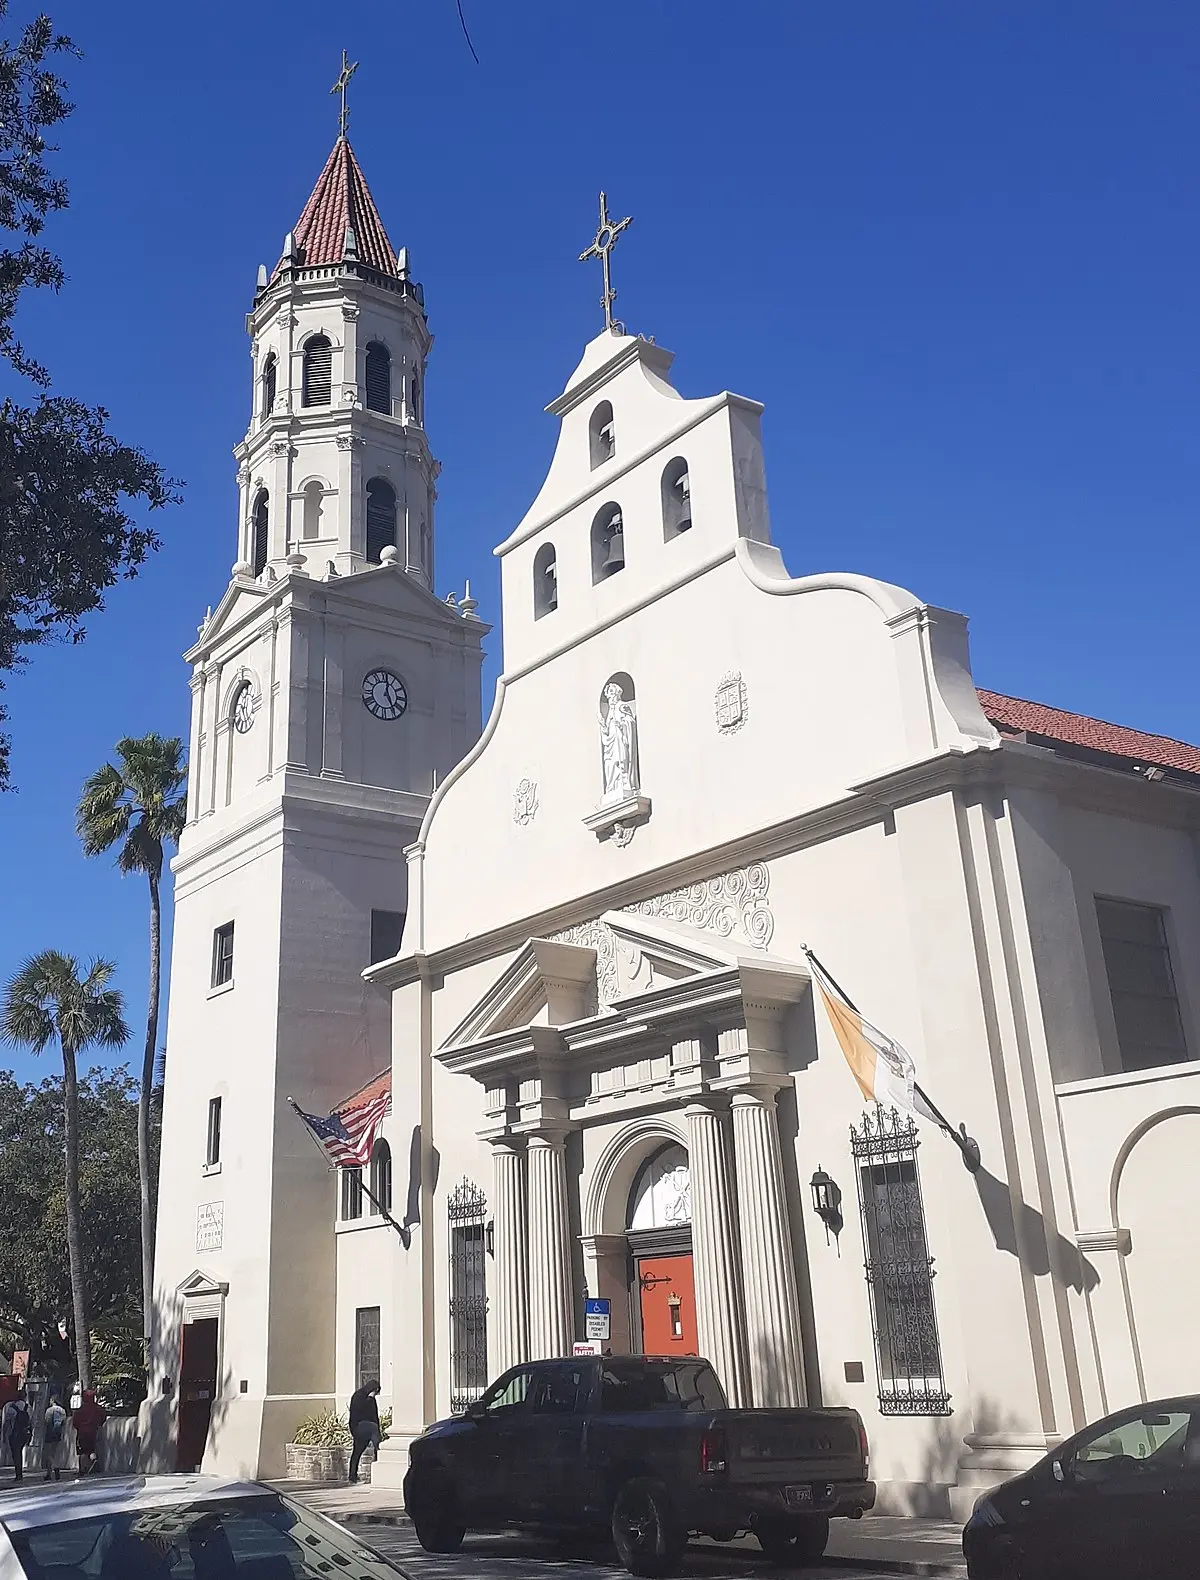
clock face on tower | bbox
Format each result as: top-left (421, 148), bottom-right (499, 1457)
top-left (362, 668), bottom-right (408, 722)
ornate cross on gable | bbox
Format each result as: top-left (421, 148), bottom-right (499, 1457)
top-left (579, 191), bottom-right (633, 334)
top-left (331, 49), bottom-right (359, 140)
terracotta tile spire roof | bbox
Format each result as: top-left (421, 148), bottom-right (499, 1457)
top-left (334, 1068), bottom-right (391, 1116)
top-left (978, 689), bottom-right (1200, 778)
top-left (285, 137), bottom-right (398, 276)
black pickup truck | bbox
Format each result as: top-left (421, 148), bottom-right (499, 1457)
top-left (403, 1355), bottom-right (874, 1575)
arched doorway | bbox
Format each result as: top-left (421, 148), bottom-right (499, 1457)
top-left (627, 1144), bottom-right (698, 1357)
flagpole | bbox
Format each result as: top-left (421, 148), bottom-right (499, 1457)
top-left (286, 1097), bottom-right (413, 1245)
top-left (802, 949), bottom-right (981, 1173)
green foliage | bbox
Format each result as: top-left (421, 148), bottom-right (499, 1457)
top-left (76, 735), bottom-right (187, 878)
top-left (1, 951), bottom-right (128, 1059)
top-left (0, 4), bottom-right (179, 789)
top-left (291, 1409), bottom-right (352, 1448)
top-left (0, 1065), bottom-right (141, 1375)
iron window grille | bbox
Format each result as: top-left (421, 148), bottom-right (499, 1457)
top-left (850, 1106), bottom-right (951, 1417)
top-left (448, 1178), bottom-right (489, 1414)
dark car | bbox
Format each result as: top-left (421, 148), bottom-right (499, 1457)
top-left (404, 1355), bottom-right (874, 1576)
top-left (963, 1395), bottom-right (1200, 1579)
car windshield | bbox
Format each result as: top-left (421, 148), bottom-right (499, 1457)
top-left (5, 1491), bottom-right (401, 1579)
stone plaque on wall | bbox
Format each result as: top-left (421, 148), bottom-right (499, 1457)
top-left (196, 1201), bottom-right (224, 1253)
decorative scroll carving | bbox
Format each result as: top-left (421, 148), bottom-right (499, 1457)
top-left (513, 778), bottom-right (539, 827)
top-left (625, 861), bottom-right (774, 949)
top-left (715, 671), bottom-right (748, 735)
top-left (554, 920), bottom-right (621, 1007)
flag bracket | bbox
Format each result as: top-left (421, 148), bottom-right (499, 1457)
top-left (286, 1095), bottom-right (415, 1246)
top-left (803, 948), bottom-right (982, 1174)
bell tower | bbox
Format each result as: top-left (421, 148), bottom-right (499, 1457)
top-left (146, 120), bottom-right (486, 1478)
top-left (235, 135), bottom-right (438, 586)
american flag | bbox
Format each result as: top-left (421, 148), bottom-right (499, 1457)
top-left (292, 1089), bottom-right (390, 1168)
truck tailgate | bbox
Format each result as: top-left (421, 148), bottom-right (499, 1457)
top-left (722, 1409), bottom-right (865, 1485)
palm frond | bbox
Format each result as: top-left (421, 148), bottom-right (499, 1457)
top-left (76, 763), bottom-right (132, 856)
top-left (79, 735), bottom-right (188, 872)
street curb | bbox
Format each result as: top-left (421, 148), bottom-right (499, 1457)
top-left (338, 1510), bottom-right (966, 1577)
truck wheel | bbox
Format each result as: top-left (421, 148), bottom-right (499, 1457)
top-left (757, 1514), bottom-right (830, 1566)
top-left (408, 1472), bottom-right (466, 1554)
top-left (611, 1476), bottom-right (686, 1577)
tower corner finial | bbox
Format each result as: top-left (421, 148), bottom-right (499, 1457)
top-left (343, 225), bottom-right (358, 260)
top-left (256, 263), bottom-right (268, 290)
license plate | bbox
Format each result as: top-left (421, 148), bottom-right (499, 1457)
top-left (784, 1485), bottom-right (813, 1509)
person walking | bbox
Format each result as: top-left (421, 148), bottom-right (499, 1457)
top-left (72, 1388), bottom-right (106, 1476)
top-left (2, 1388), bottom-right (32, 1483)
top-left (347, 1379), bottom-right (381, 1484)
top-left (42, 1392), bottom-right (67, 1482)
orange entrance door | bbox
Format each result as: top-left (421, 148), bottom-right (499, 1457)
top-left (638, 1253), bottom-right (698, 1355)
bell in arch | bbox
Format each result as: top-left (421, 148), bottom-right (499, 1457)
top-left (543, 559), bottom-right (558, 611)
top-left (600, 511), bottom-right (625, 577)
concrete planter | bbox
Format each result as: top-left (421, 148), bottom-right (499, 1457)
top-left (284, 1442), bottom-right (351, 1482)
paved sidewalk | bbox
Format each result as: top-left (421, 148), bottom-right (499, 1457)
top-left (276, 1481), bottom-right (966, 1577)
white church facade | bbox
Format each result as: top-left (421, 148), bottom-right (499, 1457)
top-left (147, 133), bottom-right (1200, 1518)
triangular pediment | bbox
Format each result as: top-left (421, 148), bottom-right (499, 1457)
top-left (176, 1268), bottom-right (229, 1298)
top-left (441, 910), bottom-right (782, 1061)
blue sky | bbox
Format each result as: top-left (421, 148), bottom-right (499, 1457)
top-left (0, 0), bottom-right (1196, 1082)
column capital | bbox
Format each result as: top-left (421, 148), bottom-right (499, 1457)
top-left (579, 1233), bottom-right (627, 1257)
top-left (683, 1097), bottom-right (730, 1119)
top-left (729, 1082), bottom-right (787, 1106)
top-left (524, 1125), bottom-right (572, 1148)
top-left (489, 1136), bottom-right (527, 1157)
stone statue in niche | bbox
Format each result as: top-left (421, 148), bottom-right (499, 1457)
top-left (599, 678), bottom-right (639, 805)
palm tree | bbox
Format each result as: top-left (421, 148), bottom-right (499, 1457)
top-left (77, 735), bottom-right (186, 1359)
top-left (1, 952), bottom-right (130, 1389)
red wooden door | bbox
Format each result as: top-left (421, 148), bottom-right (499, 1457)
top-left (638, 1254), bottom-right (698, 1355)
top-left (176, 1318), bottom-right (218, 1472)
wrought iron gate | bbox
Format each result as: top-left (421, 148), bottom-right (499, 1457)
top-left (448, 1178), bottom-right (489, 1413)
top-left (850, 1106), bottom-right (951, 1416)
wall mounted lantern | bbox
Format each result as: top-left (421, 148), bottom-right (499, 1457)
top-left (810, 1166), bottom-right (843, 1242)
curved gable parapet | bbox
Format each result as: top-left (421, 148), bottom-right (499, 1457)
top-left (735, 539), bottom-right (998, 756)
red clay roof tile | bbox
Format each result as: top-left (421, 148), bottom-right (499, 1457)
top-left (285, 137), bottom-right (397, 277)
top-left (334, 1068), bottom-right (391, 1115)
top-left (978, 690), bottom-right (1200, 776)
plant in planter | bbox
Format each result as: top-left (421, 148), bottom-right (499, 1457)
top-left (285, 1409), bottom-right (352, 1483)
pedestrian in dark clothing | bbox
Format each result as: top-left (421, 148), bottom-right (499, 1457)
top-left (347, 1379), bottom-right (381, 1484)
top-left (72, 1389), bottom-right (106, 1476)
top-left (2, 1389), bottom-right (32, 1482)
top-left (42, 1392), bottom-right (67, 1481)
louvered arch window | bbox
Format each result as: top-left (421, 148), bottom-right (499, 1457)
top-left (251, 489), bottom-right (269, 576)
top-left (365, 477), bottom-right (397, 564)
top-left (302, 335), bottom-right (332, 408)
top-left (260, 353), bottom-right (277, 422)
top-left (365, 342), bottom-right (391, 415)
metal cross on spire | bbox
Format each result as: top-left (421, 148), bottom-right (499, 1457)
top-left (579, 191), bottom-right (633, 334)
top-left (331, 49), bottom-right (359, 140)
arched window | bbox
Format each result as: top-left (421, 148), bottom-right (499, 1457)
top-left (251, 489), bottom-right (269, 576)
top-left (661, 457), bottom-right (691, 539)
top-left (591, 502), bottom-right (624, 583)
top-left (370, 1138), bottom-right (393, 1214)
top-left (365, 477), bottom-right (397, 563)
top-left (410, 370), bottom-right (422, 425)
top-left (365, 342), bottom-right (391, 415)
top-left (533, 542), bottom-right (557, 618)
top-left (301, 334), bottom-right (332, 407)
top-left (260, 353), bottom-right (277, 422)
top-left (589, 400), bottom-right (615, 468)
top-left (627, 1144), bottom-right (692, 1231)
top-left (302, 480), bottom-right (324, 540)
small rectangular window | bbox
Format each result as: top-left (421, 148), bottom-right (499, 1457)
top-left (355, 1306), bottom-right (381, 1391)
top-left (206, 1097), bottom-right (222, 1167)
top-left (212, 922), bottom-right (235, 988)
top-left (341, 1166), bottom-right (363, 1222)
top-left (370, 909), bottom-right (406, 966)
top-left (1096, 899), bottom-right (1188, 1072)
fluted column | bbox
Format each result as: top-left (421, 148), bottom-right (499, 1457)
top-left (526, 1133), bottom-right (574, 1359)
top-left (685, 1102), bottom-right (750, 1406)
top-left (491, 1142), bottom-right (529, 1375)
top-left (731, 1088), bottom-right (807, 1407)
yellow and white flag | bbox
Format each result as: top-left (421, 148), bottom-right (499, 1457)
top-left (806, 950), bottom-right (939, 1124)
